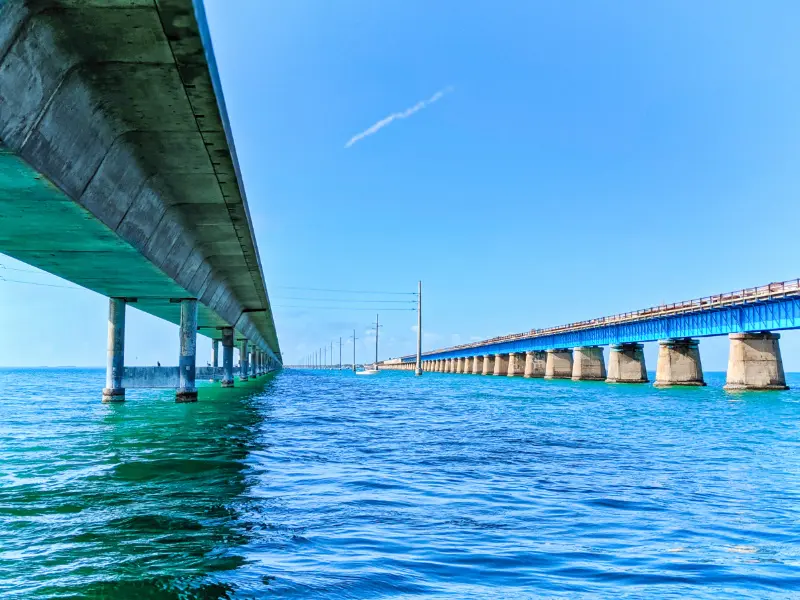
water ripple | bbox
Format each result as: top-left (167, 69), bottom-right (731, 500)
top-left (1, 368), bottom-right (800, 598)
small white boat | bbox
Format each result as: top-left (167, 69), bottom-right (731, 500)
top-left (356, 365), bottom-right (379, 376)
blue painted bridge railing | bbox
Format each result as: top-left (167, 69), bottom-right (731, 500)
top-left (402, 279), bottom-right (800, 362)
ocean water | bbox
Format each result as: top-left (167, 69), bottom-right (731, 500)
top-left (1, 368), bottom-right (800, 599)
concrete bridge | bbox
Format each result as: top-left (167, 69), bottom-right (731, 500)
top-left (382, 279), bottom-right (800, 390)
top-left (0, 0), bottom-right (281, 400)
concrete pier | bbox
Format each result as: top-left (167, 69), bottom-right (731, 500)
top-left (472, 355), bottom-right (482, 374)
top-left (572, 346), bottom-right (606, 381)
top-left (654, 338), bottom-right (705, 387)
top-left (483, 355), bottom-right (494, 375)
top-left (212, 340), bottom-right (219, 369)
top-left (456, 357), bottom-right (464, 374)
top-left (493, 354), bottom-right (509, 376)
top-left (251, 348), bottom-right (258, 377)
top-left (507, 352), bottom-right (525, 377)
top-left (102, 298), bottom-right (126, 403)
top-left (606, 343), bottom-right (648, 383)
top-left (524, 351), bottom-right (546, 378)
top-left (545, 349), bottom-right (573, 379)
top-left (176, 299), bottom-right (198, 402)
top-left (221, 327), bottom-right (235, 387)
top-left (724, 332), bottom-right (788, 391)
top-left (240, 340), bottom-right (250, 381)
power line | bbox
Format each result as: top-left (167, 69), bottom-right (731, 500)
top-left (0, 263), bottom-right (45, 274)
top-left (273, 286), bottom-right (416, 295)
top-left (272, 296), bottom-right (415, 303)
top-left (0, 276), bottom-right (83, 290)
top-left (273, 305), bottom-right (415, 311)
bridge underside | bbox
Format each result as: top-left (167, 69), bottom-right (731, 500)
top-left (0, 0), bottom-right (280, 359)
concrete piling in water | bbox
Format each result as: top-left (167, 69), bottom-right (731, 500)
top-left (240, 340), bottom-right (249, 381)
top-left (545, 348), bottom-right (573, 379)
top-left (221, 327), bottom-right (235, 387)
top-left (472, 355), bottom-right (482, 374)
top-left (483, 354), bottom-right (494, 375)
top-left (102, 298), bottom-right (126, 403)
top-left (724, 332), bottom-right (788, 391)
top-left (176, 299), bottom-right (198, 402)
top-left (607, 343), bottom-right (648, 383)
top-left (456, 357), bottom-right (464, 374)
top-left (572, 346), bottom-right (606, 381)
top-left (212, 340), bottom-right (219, 369)
top-left (654, 338), bottom-right (705, 387)
top-left (507, 352), bottom-right (525, 377)
top-left (493, 354), bottom-right (509, 376)
top-left (524, 351), bottom-right (546, 378)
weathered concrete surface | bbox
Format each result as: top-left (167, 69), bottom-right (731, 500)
top-left (655, 338), bottom-right (705, 387)
top-left (221, 326), bottom-right (234, 387)
top-left (524, 350), bottom-right (546, 378)
top-left (472, 355), bottom-right (482, 374)
top-left (607, 343), bottom-right (648, 383)
top-left (482, 355), bottom-right (494, 375)
top-left (493, 354), bottom-right (509, 376)
top-left (545, 349), bottom-right (573, 379)
top-left (507, 352), bottom-right (525, 377)
top-left (176, 299), bottom-right (198, 402)
top-left (102, 298), bottom-right (126, 402)
top-left (0, 0), bottom-right (280, 363)
top-left (572, 346), bottom-right (606, 381)
top-left (724, 332), bottom-right (788, 390)
top-left (456, 357), bottom-right (464, 374)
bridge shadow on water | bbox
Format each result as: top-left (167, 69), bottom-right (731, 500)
top-left (0, 368), bottom-right (280, 600)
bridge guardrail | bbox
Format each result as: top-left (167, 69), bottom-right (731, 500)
top-left (405, 278), bottom-right (800, 360)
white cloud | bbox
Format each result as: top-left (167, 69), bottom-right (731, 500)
top-left (344, 86), bottom-right (454, 148)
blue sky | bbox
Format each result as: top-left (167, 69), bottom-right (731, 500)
top-left (3, 0), bottom-right (800, 369)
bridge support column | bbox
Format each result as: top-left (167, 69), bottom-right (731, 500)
top-left (454, 357), bottom-right (462, 374)
top-left (447, 358), bottom-right (454, 373)
top-left (482, 354), bottom-right (494, 375)
top-left (221, 327), bottom-right (234, 387)
top-left (545, 349), bottom-right (573, 379)
top-left (724, 332), bottom-right (788, 391)
top-left (524, 351), bottom-right (546, 378)
top-left (212, 339), bottom-right (219, 369)
top-left (176, 299), bottom-right (198, 402)
top-left (102, 298), bottom-right (126, 403)
top-left (508, 352), bottom-right (525, 376)
top-left (607, 343), bottom-right (648, 383)
top-left (493, 354), bottom-right (509, 375)
top-left (654, 338), bottom-right (705, 387)
top-left (439, 359), bottom-right (445, 372)
top-left (240, 340), bottom-right (249, 381)
top-left (472, 355), bottom-right (482, 374)
top-left (572, 346), bottom-right (606, 381)
top-left (250, 348), bottom-right (258, 377)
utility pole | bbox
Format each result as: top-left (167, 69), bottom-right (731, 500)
top-left (323, 346), bottom-right (326, 370)
top-left (351, 329), bottom-right (358, 372)
top-left (373, 314), bottom-right (381, 369)
top-left (339, 337), bottom-right (342, 370)
top-left (416, 280), bottom-right (422, 376)
top-left (331, 341), bottom-right (333, 369)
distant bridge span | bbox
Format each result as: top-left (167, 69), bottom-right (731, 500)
top-left (384, 280), bottom-right (800, 390)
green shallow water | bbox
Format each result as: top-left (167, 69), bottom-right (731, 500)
top-left (1, 368), bottom-right (800, 598)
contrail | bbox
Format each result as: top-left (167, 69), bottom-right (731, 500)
top-left (344, 86), bottom-right (454, 148)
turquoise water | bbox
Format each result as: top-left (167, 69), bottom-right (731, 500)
top-left (1, 368), bottom-right (800, 598)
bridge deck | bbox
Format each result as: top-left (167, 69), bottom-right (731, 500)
top-left (0, 0), bottom-right (280, 360)
top-left (400, 279), bottom-right (800, 362)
